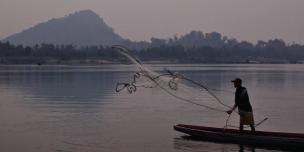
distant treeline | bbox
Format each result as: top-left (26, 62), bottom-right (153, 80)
top-left (1, 31), bottom-right (304, 64)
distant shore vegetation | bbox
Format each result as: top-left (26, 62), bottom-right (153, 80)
top-left (1, 31), bottom-right (304, 65)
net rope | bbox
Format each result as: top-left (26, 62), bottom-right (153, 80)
top-left (112, 45), bottom-right (267, 129)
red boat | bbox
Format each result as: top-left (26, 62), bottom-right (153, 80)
top-left (174, 124), bottom-right (304, 150)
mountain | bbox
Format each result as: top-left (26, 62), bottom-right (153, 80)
top-left (3, 10), bottom-right (125, 46)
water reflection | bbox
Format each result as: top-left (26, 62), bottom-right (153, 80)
top-left (0, 66), bottom-right (135, 106)
top-left (174, 137), bottom-right (293, 152)
top-left (174, 136), bottom-right (245, 152)
top-left (239, 145), bottom-right (255, 152)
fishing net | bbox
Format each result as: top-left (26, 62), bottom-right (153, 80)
top-left (112, 45), bottom-right (269, 129)
top-left (112, 45), bottom-right (231, 113)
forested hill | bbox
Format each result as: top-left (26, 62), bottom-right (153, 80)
top-left (1, 9), bottom-right (304, 64)
top-left (3, 10), bottom-right (125, 46)
top-left (1, 38), bottom-right (304, 64)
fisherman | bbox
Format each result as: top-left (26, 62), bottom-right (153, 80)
top-left (227, 78), bottom-right (255, 132)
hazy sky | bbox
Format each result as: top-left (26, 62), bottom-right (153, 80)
top-left (1, 0), bottom-right (304, 43)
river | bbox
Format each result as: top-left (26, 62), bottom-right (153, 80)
top-left (0, 64), bottom-right (303, 152)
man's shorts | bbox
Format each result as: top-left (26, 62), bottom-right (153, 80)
top-left (239, 111), bottom-right (254, 125)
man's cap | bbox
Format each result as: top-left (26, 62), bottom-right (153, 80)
top-left (231, 78), bottom-right (242, 83)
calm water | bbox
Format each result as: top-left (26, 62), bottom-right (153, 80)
top-left (0, 64), bottom-right (304, 152)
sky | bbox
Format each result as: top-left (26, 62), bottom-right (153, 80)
top-left (1, 0), bottom-right (304, 44)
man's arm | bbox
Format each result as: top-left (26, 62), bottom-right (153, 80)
top-left (241, 88), bottom-right (247, 96)
top-left (227, 104), bottom-right (237, 114)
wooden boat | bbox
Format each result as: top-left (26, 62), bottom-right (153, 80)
top-left (174, 124), bottom-right (304, 150)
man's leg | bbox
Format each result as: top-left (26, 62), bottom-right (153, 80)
top-left (250, 124), bottom-right (255, 132)
top-left (239, 123), bottom-right (244, 131)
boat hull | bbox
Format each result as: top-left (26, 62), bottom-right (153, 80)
top-left (174, 124), bottom-right (304, 150)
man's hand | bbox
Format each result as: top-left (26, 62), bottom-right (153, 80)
top-left (226, 110), bottom-right (233, 114)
